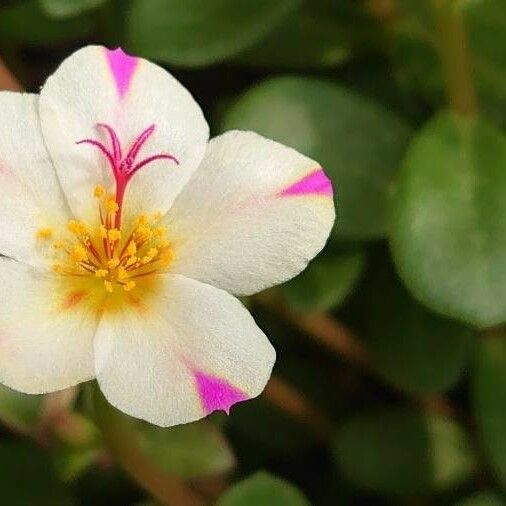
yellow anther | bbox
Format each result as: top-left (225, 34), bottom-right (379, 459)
top-left (158, 238), bottom-right (170, 249)
top-left (105, 198), bottom-right (119, 214)
top-left (52, 264), bottom-right (65, 274)
top-left (117, 266), bottom-right (127, 280)
top-left (125, 256), bottom-right (138, 267)
top-left (94, 185), bottom-right (106, 198)
top-left (135, 214), bottom-right (148, 226)
top-left (123, 281), bottom-right (136, 292)
top-left (126, 241), bottom-right (137, 256)
top-left (141, 255), bottom-right (153, 265)
top-left (72, 245), bottom-right (88, 263)
top-left (99, 225), bottom-right (108, 239)
top-left (135, 224), bottom-right (153, 242)
top-left (37, 228), bottom-right (53, 240)
top-left (107, 228), bottom-right (122, 242)
top-left (107, 258), bottom-right (120, 269)
top-left (147, 247), bottom-right (158, 258)
top-left (153, 226), bottom-right (167, 238)
top-left (68, 220), bottom-right (88, 236)
top-left (95, 269), bottom-right (108, 278)
top-left (160, 249), bottom-right (175, 265)
top-left (104, 280), bottom-right (113, 293)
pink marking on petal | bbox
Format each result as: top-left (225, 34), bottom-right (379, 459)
top-left (105, 48), bottom-right (139, 99)
top-left (194, 370), bottom-right (248, 415)
top-left (279, 168), bottom-right (333, 197)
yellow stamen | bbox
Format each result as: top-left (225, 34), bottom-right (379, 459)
top-left (126, 241), bottom-right (137, 256)
top-left (36, 228), bottom-right (54, 240)
top-left (105, 198), bottom-right (119, 214)
top-left (107, 229), bottom-right (122, 242)
top-left (104, 280), bottom-right (113, 293)
top-left (94, 185), bottom-right (106, 198)
top-left (99, 225), bottom-right (108, 239)
top-left (123, 281), bottom-right (136, 292)
top-left (95, 269), bottom-right (108, 278)
top-left (72, 245), bottom-right (88, 263)
top-left (107, 258), bottom-right (120, 269)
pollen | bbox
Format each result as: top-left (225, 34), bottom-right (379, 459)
top-left (38, 202), bottom-right (175, 295)
top-left (37, 228), bottom-right (54, 240)
top-left (105, 198), bottom-right (119, 214)
top-left (94, 185), bottom-right (106, 198)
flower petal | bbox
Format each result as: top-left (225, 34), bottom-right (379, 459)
top-left (0, 258), bottom-right (98, 394)
top-left (0, 93), bottom-right (70, 266)
top-left (39, 45), bottom-right (209, 222)
top-left (94, 274), bottom-right (275, 427)
top-left (165, 130), bottom-right (335, 295)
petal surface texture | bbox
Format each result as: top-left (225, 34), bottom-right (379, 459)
top-left (165, 130), bottom-right (335, 295)
top-left (0, 93), bottom-right (69, 266)
top-left (0, 258), bottom-right (98, 393)
top-left (38, 45), bottom-right (209, 222)
top-left (94, 274), bottom-right (275, 427)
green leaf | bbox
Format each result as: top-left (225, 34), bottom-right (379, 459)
top-left (363, 261), bottom-right (474, 393)
top-left (127, 0), bottom-right (301, 67)
top-left (135, 419), bottom-right (235, 478)
top-left (220, 76), bottom-right (412, 240)
top-left (334, 409), bottom-right (476, 494)
top-left (473, 335), bottom-right (506, 489)
top-left (0, 0), bottom-right (94, 44)
top-left (0, 384), bottom-right (42, 434)
top-left (456, 491), bottom-right (506, 506)
top-left (94, 388), bottom-right (235, 479)
top-left (39, 0), bottom-right (107, 18)
top-left (236, 1), bottom-right (351, 69)
top-left (389, 0), bottom-right (506, 128)
top-left (282, 246), bottom-right (366, 312)
top-left (391, 112), bottom-right (506, 328)
top-left (217, 472), bottom-right (310, 506)
top-left (0, 443), bottom-right (75, 505)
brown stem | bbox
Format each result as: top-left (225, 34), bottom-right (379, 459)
top-left (0, 57), bottom-right (22, 92)
top-left (433, 0), bottom-right (477, 116)
top-left (264, 376), bottom-right (335, 440)
top-left (257, 293), bottom-right (461, 423)
top-left (94, 387), bottom-right (206, 506)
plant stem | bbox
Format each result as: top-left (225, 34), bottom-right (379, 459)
top-left (93, 387), bottom-right (206, 506)
top-left (264, 376), bottom-right (335, 440)
top-left (256, 293), bottom-right (462, 423)
top-left (433, 0), bottom-right (477, 116)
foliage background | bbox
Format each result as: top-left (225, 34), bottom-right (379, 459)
top-left (0, 0), bottom-right (505, 504)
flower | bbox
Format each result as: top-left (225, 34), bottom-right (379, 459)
top-left (0, 46), bottom-right (335, 427)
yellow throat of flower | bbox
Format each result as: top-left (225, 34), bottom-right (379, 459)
top-left (37, 185), bottom-right (175, 294)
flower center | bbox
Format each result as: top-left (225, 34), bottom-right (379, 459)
top-left (36, 123), bottom-right (179, 294)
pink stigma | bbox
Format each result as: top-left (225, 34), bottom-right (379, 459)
top-left (77, 123), bottom-right (179, 226)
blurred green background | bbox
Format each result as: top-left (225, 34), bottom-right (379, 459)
top-left (1, 0), bottom-right (506, 504)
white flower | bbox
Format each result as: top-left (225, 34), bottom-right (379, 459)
top-left (0, 46), bottom-right (335, 427)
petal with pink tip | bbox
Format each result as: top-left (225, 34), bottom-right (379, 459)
top-left (39, 45), bottom-right (209, 222)
top-left (194, 370), bottom-right (248, 415)
top-left (165, 130), bottom-right (335, 296)
top-left (279, 168), bottom-right (333, 197)
top-left (94, 274), bottom-right (274, 427)
top-left (105, 48), bottom-right (139, 99)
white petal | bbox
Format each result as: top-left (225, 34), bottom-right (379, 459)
top-left (165, 130), bottom-right (335, 295)
top-left (39, 45), bottom-right (209, 222)
top-left (0, 93), bottom-right (70, 266)
top-left (0, 258), bottom-right (98, 394)
top-left (95, 274), bottom-right (275, 427)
